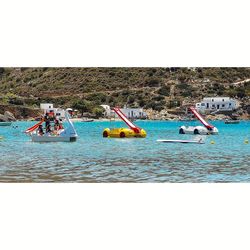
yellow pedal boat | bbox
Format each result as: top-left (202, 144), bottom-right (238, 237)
top-left (103, 128), bottom-right (146, 138)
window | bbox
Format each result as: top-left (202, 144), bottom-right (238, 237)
top-left (212, 99), bottom-right (214, 102)
top-left (212, 104), bottom-right (215, 108)
top-left (201, 103), bottom-right (205, 106)
top-left (222, 99), bottom-right (224, 102)
top-left (229, 103), bottom-right (231, 106)
top-left (222, 104), bottom-right (225, 107)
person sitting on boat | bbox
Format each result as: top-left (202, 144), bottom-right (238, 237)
top-left (58, 119), bottom-right (63, 130)
top-left (37, 125), bottom-right (44, 136)
top-left (54, 123), bottom-right (59, 131)
top-left (46, 124), bottom-right (52, 134)
top-left (52, 128), bottom-right (59, 136)
top-left (54, 118), bottom-right (59, 129)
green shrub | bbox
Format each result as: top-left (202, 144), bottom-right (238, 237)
top-left (178, 73), bottom-right (186, 82)
top-left (92, 107), bottom-right (104, 118)
top-left (0, 68), bottom-right (4, 75)
top-left (127, 95), bottom-right (135, 104)
top-left (147, 68), bottom-right (157, 77)
top-left (236, 87), bottom-right (246, 98)
top-left (168, 100), bottom-right (181, 108)
top-left (72, 99), bottom-right (91, 115)
top-left (158, 85), bottom-right (170, 96)
top-left (177, 83), bottom-right (188, 89)
top-left (9, 98), bottom-right (24, 105)
top-left (146, 78), bottom-right (160, 87)
top-left (86, 92), bottom-right (107, 104)
top-left (145, 100), bottom-right (166, 111)
top-left (153, 95), bottom-right (165, 101)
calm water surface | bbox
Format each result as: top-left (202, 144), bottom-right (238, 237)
top-left (0, 120), bottom-right (249, 182)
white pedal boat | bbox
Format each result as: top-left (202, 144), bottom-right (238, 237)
top-left (179, 107), bottom-right (219, 135)
top-left (27, 112), bottom-right (78, 142)
top-left (179, 125), bottom-right (218, 135)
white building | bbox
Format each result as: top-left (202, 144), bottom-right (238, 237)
top-left (40, 103), bottom-right (65, 118)
top-left (40, 103), bottom-right (54, 110)
top-left (196, 97), bottom-right (238, 112)
top-left (100, 105), bottom-right (147, 119)
top-left (100, 105), bottom-right (112, 117)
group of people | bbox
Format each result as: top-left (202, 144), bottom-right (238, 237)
top-left (37, 112), bottom-right (63, 136)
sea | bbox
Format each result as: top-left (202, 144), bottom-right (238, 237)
top-left (0, 120), bottom-right (249, 182)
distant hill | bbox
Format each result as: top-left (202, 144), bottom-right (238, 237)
top-left (0, 67), bottom-right (249, 118)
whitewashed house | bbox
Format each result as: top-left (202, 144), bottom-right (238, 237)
top-left (121, 107), bottom-right (147, 119)
top-left (40, 103), bottom-right (66, 118)
top-left (40, 103), bottom-right (54, 110)
top-left (196, 97), bottom-right (238, 112)
top-left (100, 105), bottom-right (147, 119)
top-left (100, 105), bottom-right (112, 117)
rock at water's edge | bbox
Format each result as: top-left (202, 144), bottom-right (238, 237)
top-left (4, 111), bottom-right (16, 121)
top-left (0, 114), bottom-right (7, 122)
top-left (0, 111), bottom-right (17, 122)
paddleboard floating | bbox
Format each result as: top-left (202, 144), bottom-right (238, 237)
top-left (157, 139), bottom-right (205, 144)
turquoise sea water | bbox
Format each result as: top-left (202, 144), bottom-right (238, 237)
top-left (0, 120), bottom-right (249, 182)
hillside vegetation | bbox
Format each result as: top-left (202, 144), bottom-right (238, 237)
top-left (0, 67), bottom-right (249, 118)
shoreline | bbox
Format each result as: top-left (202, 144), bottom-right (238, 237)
top-left (10, 117), bottom-right (250, 122)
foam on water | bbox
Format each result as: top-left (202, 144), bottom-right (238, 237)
top-left (0, 120), bottom-right (249, 182)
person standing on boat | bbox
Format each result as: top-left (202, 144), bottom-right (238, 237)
top-left (48, 110), bottom-right (55, 121)
top-left (44, 112), bottom-right (50, 129)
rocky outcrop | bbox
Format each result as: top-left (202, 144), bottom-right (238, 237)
top-left (206, 114), bottom-right (228, 120)
top-left (0, 111), bottom-right (16, 122)
top-left (145, 108), bottom-right (181, 120)
top-left (0, 104), bottom-right (42, 120)
top-left (0, 114), bottom-right (7, 122)
top-left (4, 111), bottom-right (16, 121)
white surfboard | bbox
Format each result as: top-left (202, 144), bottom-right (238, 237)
top-left (157, 139), bottom-right (205, 144)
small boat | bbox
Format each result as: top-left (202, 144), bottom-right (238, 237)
top-left (157, 139), bottom-right (205, 144)
top-left (225, 119), bottom-right (240, 124)
top-left (179, 125), bottom-right (219, 135)
top-left (25, 112), bottom-right (78, 142)
top-left (103, 108), bottom-right (146, 138)
top-left (0, 122), bottom-right (12, 126)
top-left (180, 107), bottom-right (218, 135)
top-left (81, 118), bottom-right (94, 122)
top-left (103, 127), bottom-right (146, 138)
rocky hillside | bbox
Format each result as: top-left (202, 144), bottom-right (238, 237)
top-left (0, 67), bottom-right (249, 119)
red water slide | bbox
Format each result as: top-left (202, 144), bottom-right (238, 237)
top-left (189, 107), bottom-right (214, 129)
top-left (25, 119), bottom-right (44, 133)
top-left (113, 108), bottom-right (141, 133)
